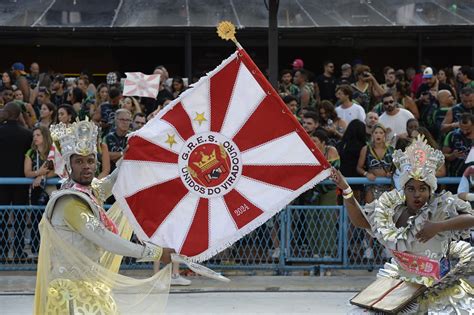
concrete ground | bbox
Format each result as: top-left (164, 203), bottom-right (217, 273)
top-left (0, 271), bottom-right (375, 314)
top-left (0, 292), bottom-right (357, 314)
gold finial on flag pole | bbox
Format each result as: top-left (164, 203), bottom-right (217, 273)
top-left (216, 21), bottom-right (242, 49)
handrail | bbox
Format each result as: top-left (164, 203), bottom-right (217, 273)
top-left (0, 177), bottom-right (462, 185)
top-left (0, 177), bottom-right (61, 185)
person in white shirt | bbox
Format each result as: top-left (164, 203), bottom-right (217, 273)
top-left (379, 92), bottom-right (415, 141)
top-left (335, 85), bottom-right (366, 124)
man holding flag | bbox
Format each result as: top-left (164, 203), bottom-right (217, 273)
top-left (34, 21), bottom-right (332, 314)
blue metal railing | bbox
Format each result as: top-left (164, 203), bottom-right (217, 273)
top-left (0, 177), bottom-right (463, 273)
top-left (0, 176), bottom-right (462, 185)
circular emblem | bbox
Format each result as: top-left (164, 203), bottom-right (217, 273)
top-left (178, 132), bottom-right (242, 198)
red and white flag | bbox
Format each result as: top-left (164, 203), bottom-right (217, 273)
top-left (113, 49), bottom-right (331, 261)
top-left (123, 72), bottom-right (161, 99)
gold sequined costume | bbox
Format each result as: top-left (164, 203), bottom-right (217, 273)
top-left (34, 121), bottom-right (171, 314)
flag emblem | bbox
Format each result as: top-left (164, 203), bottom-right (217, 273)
top-left (179, 132), bottom-right (242, 198)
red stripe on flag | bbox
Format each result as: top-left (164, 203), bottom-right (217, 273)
top-left (237, 49), bottom-right (331, 170)
top-left (180, 198), bottom-right (209, 256)
top-left (161, 102), bottom-right (195, 141)
top-left (223, 189), bottom-right (264, 229)
top-left (125, 178), bottom-right (189, 237)
top-left (125, 136), bottom-right (179, 163)
top-left (242, 165), bottom-right (325, 191)
top-left (210, 57), bottom-right (241, 132)
top-left (233, 96), bottom-right (297, 152)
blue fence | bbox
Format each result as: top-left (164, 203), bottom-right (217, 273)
top-left (0, 177), bottom-right (464, 274)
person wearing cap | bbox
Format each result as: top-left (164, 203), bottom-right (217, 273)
top-left (11, 62), bottom-right (27, 77)
top-left (50, 74), bottom-right (67, 107)
top-left (416, 67), bottom-right (454, 99)
top-left (292, 58), bottom-right (304, 71)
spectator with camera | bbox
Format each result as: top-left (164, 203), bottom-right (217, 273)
top-left (442, 112), bottom-right (474, 177)
top-left (318, 100), bottom-right (347, 146)
top-left (350, 65), bottom-right (384, 112)
top-left (416, 67), bottom-right (454, 99)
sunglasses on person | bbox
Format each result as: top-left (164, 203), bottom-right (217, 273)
top-left (383, 100), bottom-right (394, 105)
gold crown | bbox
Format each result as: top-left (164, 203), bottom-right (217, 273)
top-left (193, 150), bottom-right (219, 171)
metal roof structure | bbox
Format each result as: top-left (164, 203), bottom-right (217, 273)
top-left (1, 0), bottom-right (472, 28)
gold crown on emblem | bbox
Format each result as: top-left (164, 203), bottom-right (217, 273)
top-left (50, 120), bottom-right (98, 161)
top-left (193, 150), bottom-right (219, 171)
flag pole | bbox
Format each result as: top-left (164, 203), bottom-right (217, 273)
top-left (216, 21), bottom-right (242, 50)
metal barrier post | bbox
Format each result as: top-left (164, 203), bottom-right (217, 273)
top-left (277, 207), bottom-right (287, 274)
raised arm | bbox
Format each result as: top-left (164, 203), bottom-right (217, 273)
top-left (330, 168), bottom-right (371, 229)
top-left (440, 108), bottom-right (458, 134)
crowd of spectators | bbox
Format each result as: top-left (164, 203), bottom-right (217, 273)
top-left (279, 59), bottom-right (473, 262)
top-left (0, 58), bottom-right (473, 264)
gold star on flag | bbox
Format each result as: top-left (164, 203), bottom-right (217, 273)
top-left (165, 133), bottom-right (177, 149)
top-left (194, 112), bottom-right (207, 126)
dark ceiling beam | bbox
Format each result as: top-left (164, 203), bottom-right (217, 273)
top-left (0, 25), bottom-right (472, 48)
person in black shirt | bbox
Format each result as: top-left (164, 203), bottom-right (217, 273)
top-left (416, 67), bottom-right (454, 99)
top-left (103, 109), bottom-right (131, 173)
top-left (315, 60), bottom-right (337, 104)
top-left (0, 103), bottom-right (33, 260)
top-left (50, 74), bottom-right (68, 107)
top-left (100, 87), bottom-right (122, 136)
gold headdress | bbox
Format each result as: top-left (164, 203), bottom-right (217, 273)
top-left (50, 120), bottom-right (98, 171)
top-left (392, 134), bottom-right (444, 191)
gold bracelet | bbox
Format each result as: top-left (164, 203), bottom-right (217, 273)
top-left (342, 192), bottom-right (354, 199)
top-left (342, 187), bottom-right (352, 195)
